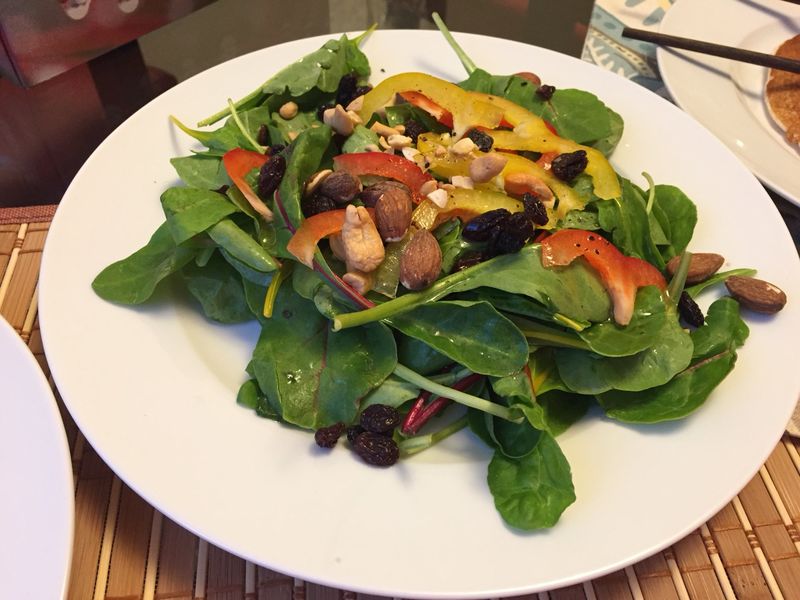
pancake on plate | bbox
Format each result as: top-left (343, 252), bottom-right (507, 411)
top-left (766, 34), bottom-right (800, 145)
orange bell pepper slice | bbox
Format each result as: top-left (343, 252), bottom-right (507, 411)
top-left (222, 148), bottom-right (273, 220)
top-left (286, 208), bottom-right (375, 268)
top-left (540, 229), bottom-right (666, 326)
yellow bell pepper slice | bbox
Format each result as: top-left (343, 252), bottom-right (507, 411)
top-left (357, 73), bottom-right (504, 138)
top-left (469, 92), bottom-right (621, 200)
top-left (417, 134), bottom-right (582, 221)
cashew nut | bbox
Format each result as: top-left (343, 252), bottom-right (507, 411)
top-left (341, 205), bottom-right (385, 272)
top-left (449, 137), bottom-right (477, 156)
top-left (323, 104), bottom-right (355, 136)
top-left (469, 153), bottom-right (508, 183)
top-left (343, 270), bottom-right (374, 295)
top-left (503, 172), bottom-right (555, 204)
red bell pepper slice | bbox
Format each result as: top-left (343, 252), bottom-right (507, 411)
top-left (222, 148), bottom-right (272, 220)
top-left (286, 208), bottom-right (375, 268)
top-left (540, 229), bottom-right (666, 326)
top-left (398, 91), bottom-right (455, 128)
top-left (333, 152), bottom-right (433, 203)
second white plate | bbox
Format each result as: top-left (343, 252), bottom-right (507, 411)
top-left (659, 0), bottom-right (800, 206)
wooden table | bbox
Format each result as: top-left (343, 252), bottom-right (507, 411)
top-left (3, 205), bottom-right (800, 599)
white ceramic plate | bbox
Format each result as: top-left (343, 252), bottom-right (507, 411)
top-left (659, 0), bottom-right (800, 206)
top-left (0, 316), bottom-right (73, 599)
top-left (39, 31), bottom-right (800, 598)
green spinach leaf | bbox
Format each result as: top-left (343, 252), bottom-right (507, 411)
top-left (182, 254), bottom-right (252, 323)
top-left (161, 187), bottom-right (238, 244)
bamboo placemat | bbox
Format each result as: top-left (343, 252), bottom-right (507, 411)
top-left (3, 206), bottom-right (800, 600)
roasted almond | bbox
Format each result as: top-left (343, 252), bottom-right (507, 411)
top-left (725, 276), bottom-right (787, 314)
top-left (374, 186), bottom-right (413, 242)
top-left (400, 229), bottom-right (442, 291)
top-left (666, 252), bottom-right (725, 284)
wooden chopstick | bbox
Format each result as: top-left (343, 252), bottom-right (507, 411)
top-left (622, 27), bottom-right (800, 74)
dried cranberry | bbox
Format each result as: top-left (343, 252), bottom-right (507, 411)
top-left (551, 150), bottom-right (588, 182)
top-left (522, 192), bottom-right (548, 226)
top-left (301, 193), bottom-right (337, 217)
top-left (465, 128), bottom-right (494, 152)
top-left (536, 84), bottom-right (556, 100)
top-left (359, 404), bottom-right (401, 434)
top-left (314, 422), bottom-right (346, 448)
top-left (268, 144), bottom-right (285, 156)
top-left (462, 209), bottom-right (511, 242)
top-left (403, 119), bottom-right (426, 144)
top-left (490, 212), bottom-right (534, 255)
top-left (257, 154), bottom-right (287, 198)
top-left (336, 73), bottom-right (359, 108)
top-left (451, 252), bottom-right (485, 272)
top-left (257, 124), bottom-right (270, 147)
top-left (354, 84), bottom-right (372, 98)
top-left (352, 432), bottom-right (400, 466)
top-left (678, 292), bottom-right (705, 327)
top-left (346, 424), bottom-right (365, 444)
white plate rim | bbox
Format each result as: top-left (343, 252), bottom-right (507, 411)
top-left (0, 315), bottom-right (74, 599)
top-left (38, 29), bottom-right (800, 598)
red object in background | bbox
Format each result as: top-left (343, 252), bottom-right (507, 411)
top-left (0, 0), bottom-right (216, 87)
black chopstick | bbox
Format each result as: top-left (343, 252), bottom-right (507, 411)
top-left (622, 27), bottom-right (800, 74)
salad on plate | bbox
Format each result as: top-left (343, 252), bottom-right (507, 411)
top-left (91, 17), bottom-right (786, 530)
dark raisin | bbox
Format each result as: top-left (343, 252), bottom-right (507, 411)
top-left (678, 291), bottom-right (705, 327)
top-left (551, 150), bottom-right (588, 182)
top-left (522, 192), bottom-right (548, 226)
top-left (215, 184), bottom-right (230, 195)
top-left (301, 193), bottom-right (337, 217)
top-left (465, 128), bottom-right (494, 152)
top-left (336, 73), bottom-right (358, 107)
top-left (268, 144), bottom-right (285, 156)
top-left (354, 84), bottom-right (372, 98)
top-left (451, 252), bottom-right (485, 272)
top-left (346, 424), bottom-right (365, 444)
top-left (316, 102), bottom-right (334, 122)
top-left (318, 171), bottom-right (362, 204)
top-left (314, 422), bottom-right (346, 449)
top-left (257, 154), bottom-right (287, 198)
top-left (462, 209), bottom-right (511, 242)
top-left (403, 119), bottom-right (426, 144)
top-left (359, 404), bottom-right (401, 434)
top-left (256, 124), bottom-right (270, 147)
top-left (536, 84), bottom-right (556, 100)
top-left (490, 212), bottom-right (534, 255)
top-left (352, 432), bottom-right (400, 466)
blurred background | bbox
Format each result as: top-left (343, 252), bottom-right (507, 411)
top-left (0, 0), bottom-right (593, 207)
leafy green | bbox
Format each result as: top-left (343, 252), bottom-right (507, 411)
top-left (685, 268), bottom-right (756, 299)
top-left (396, 335), bottom-right (452, 375)
top-left (537, 390), bottom-right (592, 436)
top-left (342, 124), bottom-right (380, 153)
top-left (161, 187), bottom-right (238, 244)
top-left (207, 219), bottom-right (279, 272)
top-left (487, 433), bottom-right (575, 529)
top-left (649, 185), bottom-right (697, 261)
top-left (182, 254), bottom-right (252, 323)
top-left (92, 223), bottom-right (196, 304)
top-left (170, 155), bottom-right (230, 189)
top-left (248, 286), bottom-right (396, 429)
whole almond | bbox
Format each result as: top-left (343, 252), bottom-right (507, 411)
top-left (400, 229), bottom-right (442, 291)
top-left (725, 276), bottom-right (787, 314)
top-left (666, 252), bottom-right (725, 284)
top-left (375, 186), bottom-right (412, 242)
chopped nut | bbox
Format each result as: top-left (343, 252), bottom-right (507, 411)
top-left (346, 95), bottom-right (364, 112)
top-left (318, 171), bottom-right (362, 204)
top-left (451, 175), bottom-right (474, 189)
top-left (375, 184), bottom-right (413, 241)
top-left (440, 183), bottom-right (456, 192)
top-left (387, 134), bottom-right (413, 149)
top-left (364, 143), bottom-right (380, 152)
top-left (378, 136), bottom-right (392, 150)
top-left (419, 180), bottom-right (438, 196)
top-left (287, 131), bottom-right (299, 141)
top-left (401, 147), bottom-right (420, 161)
top-left (469, 153), bottom-right (509, 183)
top-left (504, 172), bottom-right (555, 204)
top-left (346, 110), bottom-right (363, 125)
top-left (323, 104), bottom-right (355, 136)
top-left (278, 101), bottom-right (299, 119)
top-left (304, 169), bottom-right (332, 196)
top-left (450, 137), bottom-right (477, 156)
top-left (400, 229), bottom-right (443, 290)
top-left (370, 121), bottom-right (400, 138)
top-left (666, 253), bottom-right (725, 284)
top-left (725, 276), bottom-right (787, 314)
top-left (427, 188), bottom-right (449, 208)
top-left (328, 233), bottom-right (347, 262)
top-left (394, 124), bottom-right (406, 134)
top-left (343, 270), bottom-right (374, 295)
top-left (341, 205), bottom-right (385, 272)
top-left (433, 144), bottom-right (447, 157)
